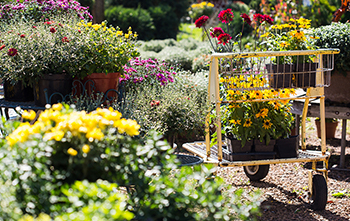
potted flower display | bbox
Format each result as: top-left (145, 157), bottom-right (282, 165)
top-left (0, 0), bottom-right (139, 106)
top-left (262, 18), bottom-right (318, 88)
top-left (195, 8), bottom-right (299, 160)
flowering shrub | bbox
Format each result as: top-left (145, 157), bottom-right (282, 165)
top-left (0, 16), bottom-right (139, 85)
top-left (7, 103), bottom-right (140, 184)
top-left (188, 1), bottom-right (214, 21)
top-left (262, 17), bottom-right (317, 63)
top-left (119, 57), bottom-right (177, 94)
top-left (195, 9), bottom-right (273, 52)
top-left (215, 73), bottom-right (295, 146)
top-left (0, 0), bottom-right (92, 22)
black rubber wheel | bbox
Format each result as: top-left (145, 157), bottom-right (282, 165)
top-left (311, 174), bottom-right (328, 210)
top-left (243, 165), bottom-right (270, 181)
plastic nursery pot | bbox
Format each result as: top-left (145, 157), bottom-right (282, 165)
top-left (266, 63), bottom-right (294, 89)
top-left (34, 74), bottom-right (73, 107)
top-left (3, 80), bottom-right (34, 102)
top-left (275, 135), bottom-right (299, 158)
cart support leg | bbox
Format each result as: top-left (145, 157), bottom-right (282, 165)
top-left (319, 96), bottom-right (326, 155)
top-left (340, 119), bottom-right (347, 168)
top-left (308, 170), bottom-right (313, 197)
top-left (301, 97), bottom-right (310, 150)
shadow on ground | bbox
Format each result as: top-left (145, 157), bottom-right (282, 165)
top-left (236, 180), bottom-right (350, 221)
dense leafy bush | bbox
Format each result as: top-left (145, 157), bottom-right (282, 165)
top-left (105, 0), bottom-right (190, 39)
top-left (312, 22), bottom-right (350, 74)
top-left (105, 5), bottom-right (155, 41)
top-left (137, 38), bottom-right (210, 72)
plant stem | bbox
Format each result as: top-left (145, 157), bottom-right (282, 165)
top-left (203, 26), bottom-right (216, 52)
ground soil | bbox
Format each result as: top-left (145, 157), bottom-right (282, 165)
top-left (178, 117), bottom-right (350, 220)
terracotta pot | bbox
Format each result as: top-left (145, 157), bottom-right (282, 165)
top-left (315, 120), bottom-right (338, 139)
top-left (73, 73), bottom-right (121, 100)
top-left (34, 74), bottom-right (73, 106)
top-left (3, 80), bottom-right (34, 102)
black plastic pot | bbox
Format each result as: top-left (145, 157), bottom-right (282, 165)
top-left (34, 74), bottom-right (73, 106)
top-left (294, 63), bottom-right (317, 88)
top-left (266, 64), bottom-right (294, 89)
top-left (275, 135), bottom-right (299, 158)
top-left (3, 80), bottom-right (34, 102)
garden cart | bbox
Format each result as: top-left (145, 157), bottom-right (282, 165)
top-left (182, 49), bottom-right (340, 210)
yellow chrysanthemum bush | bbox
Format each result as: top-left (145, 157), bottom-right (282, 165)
top-left (6, 103), bottom-right (142, 184)
top-left (220, 73), bottom-right (295, 146)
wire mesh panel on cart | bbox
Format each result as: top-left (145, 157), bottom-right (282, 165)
top-left (217, 51), bottom-right (335, 92)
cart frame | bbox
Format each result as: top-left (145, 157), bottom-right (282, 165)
top-left (182, 49), bottom-right (340, 210)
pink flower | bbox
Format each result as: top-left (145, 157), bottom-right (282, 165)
top-left (32, 25), bottom-right (37, 29)
top-left (195, 15), bottom-right (209, 28)
top-left (240, 13), bottom-right (252, 26)
top-left (20, 34), bottom-right (25, 38)
top-left (210, 27), bottom-right (224, 38)
top-left (44, 21), bottom-right (54, 25)
top-left (218, 9), bottom-right (234, 24)
top-left (262, 14), bottom-right (274, 25)
top-left (8, 48), bottom-right (18, 56)
top-left (50, 27), bottom-right (56, 33)
top-left (62, 37), bottom-right (69, 42)
top-left (217, 33), bottom-right (232, 45)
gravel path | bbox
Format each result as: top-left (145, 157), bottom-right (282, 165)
top-left (218, 118), bottom-right (350, 221)
top-left (180, 117), bottom-right (350, 220)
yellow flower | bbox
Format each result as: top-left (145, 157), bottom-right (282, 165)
top-left (116, 31), bottom-right (123, 36)
top-left (22, 110), bottom-right (36, 121)
top-left (86, 128), bottom-right (104, 140)
top-left (52, 103), bottom-right (63, 111)
top-left (87, 22), bottom-right (92, 27)
top-left (82, 144), bottom-right (90, 154)
top-left (260, 108), bottom-right (269, 118)
top-left (125, 34), bottom-right (130, 39)
top-left (263, 119), bottom-right (272, 129)
top-left (243, 118), bottom-right (252, 127)
top-left (261, 32), bottom-right (269, 38)
top-left (67, 148), bottom-right (78, 156)
top-left (207, 2), bottom-right (214, 7)
top-left (114, 119), bottom-right (140, 136)
top-left (279, 41), bottom-right (290, 48)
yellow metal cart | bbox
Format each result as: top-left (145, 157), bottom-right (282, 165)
top-left (183, 49), bottom-right (340, 210)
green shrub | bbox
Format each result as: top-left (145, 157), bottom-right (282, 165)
top-left (148, 4), bottom-right (178, 39)
top-left (105, 5), bottom-right (155, 40)
top-left (139, 39), bottom-right (177, 53)
top-left (55, 180), bottom-right (133, 221)
top-left (312, 22), bottom-right (350, 74)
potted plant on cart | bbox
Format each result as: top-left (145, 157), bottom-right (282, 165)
top-left (262, 18), bottom-right (319, 88)
top-left (220, 74), bottom-right (297, 161)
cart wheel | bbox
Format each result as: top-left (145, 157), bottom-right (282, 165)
top-left (243, 165), bottom-right (269, 181)
top-left (311, 174), bottom-right (328, 210)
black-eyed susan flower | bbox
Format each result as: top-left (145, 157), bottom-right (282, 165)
top-left (263, 119), bottom-right (272, 129)
top-left (243, 118), bottom-right (252, 127)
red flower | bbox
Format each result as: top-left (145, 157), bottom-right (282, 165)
top-left (20, 34), bottom-right (25, 38)
top-left (253, 13), bottom-right (264, 23)
top-left (44, 21), bottom-right (54, 25)
top-left (50, 27), bottom-right (56, 33)
top-left (0, 45), bottom-right (5, 50)
top-left (218, 9), bottom-right (234, 24)
top-left (8, 48), bottom-right (18, 56)
top-left (59, 23), bottom-right (63, 27)
top-left (150, 100), bottom-right (160, 107)
top-left (78, 29), bottom-right (81, 33)
top-left (195, 15), bottom-right (209, 28)
top-left (62, 37), bottom-right (69, 42)
top-left (217, 33), bottom-right (232, 45)
top-left (262, 14), bottom-right (274, 25)
top-left (32, 25), bottom-right (37, 29)
top-left (240, 13), bottom-right (252, 26)
top-left (210, 27), bottom-right (224, 38)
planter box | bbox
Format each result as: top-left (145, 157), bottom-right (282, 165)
top-left (266, 64), bottom-right (294, 89)
top-left (4, 80), bottom-right (34, 102)
top-left (254, 139), bottom-right (276, 152)
top-left (225, 137), bottom-right (253, 161)
top-left (275, 135), bottom-right (299, 158)
top-left (324, 71), bottom-right (350, 104)
top-left (294, 63), bottom-right (317, 88)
